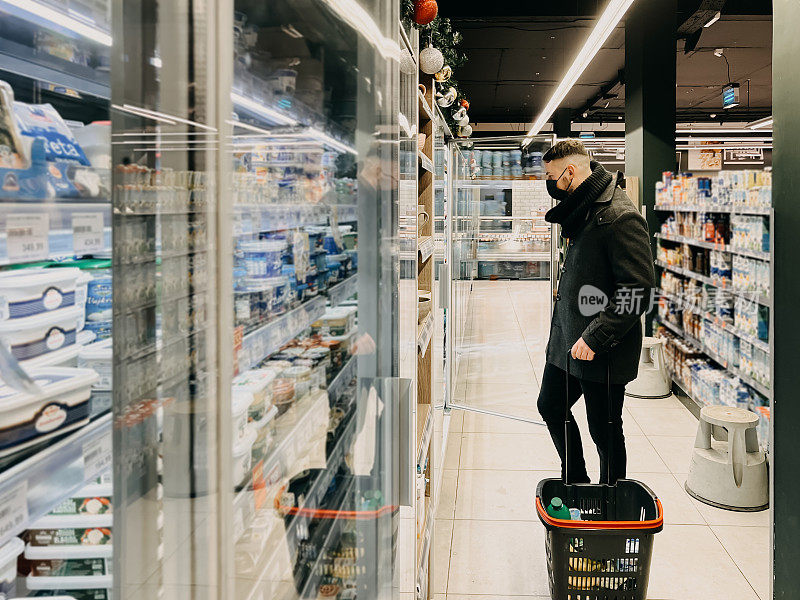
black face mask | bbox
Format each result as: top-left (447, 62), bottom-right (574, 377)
top-left (546, 165), bottom-right (573, 201)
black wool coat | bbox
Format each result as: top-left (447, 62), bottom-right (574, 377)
top-left (545, 171), bottom-right (656, 385)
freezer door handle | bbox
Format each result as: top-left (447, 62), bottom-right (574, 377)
top-left (438, 262), bottom-right (449, 309)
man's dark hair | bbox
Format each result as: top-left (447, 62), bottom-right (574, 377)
top-left (542, 139), bottom-right (590, 163)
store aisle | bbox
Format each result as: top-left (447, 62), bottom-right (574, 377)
top-left (435, 280), bottom-right (769, 600)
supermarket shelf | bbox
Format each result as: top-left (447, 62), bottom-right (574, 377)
top-left (655, 317), bottom-right (771, 398)
top-left (418, 236), bottom-right (434, 264)
top-left (659, 289), bottom-right (770, 353)
top-left (0, 413), bottom-right (112, 548)
top-left (417, 312), bottom-right (434, 355)
top-left (654, 203), bottom-right (771, 216)
top-left (0, 38), bottom-right (110, 99)
top-left (240, 296), bottom-right (327, 371)
top-left (327, 274), bottom-right (358, 308)
top-left (459, 178), bottom-right (544, 188)
top-left (416, 404), bottom-right (433, 473)
top-left (669, 373), bottom-right (704, 412)
top-left (655, 232), bottom-right (770, 262)
top-left (655, 260), bottom-right (771, 307)
top-left (415, 500), bottom-right (434, 600)
top-left (418, 90), bottom-right (434, 122)
top-left (327, 354), bottom-right (357, 405)
top-left (477, 251), bottom-right (551, 262)
top-left (418, 151), bottom-right (434, 174)
top-left (233, 203), bottom-right (356, 233)
top-left (0, 200), bottom-right (112, 265)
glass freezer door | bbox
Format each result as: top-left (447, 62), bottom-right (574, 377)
top-left (445, 135), bottom-right (555, 427)
top-left (225, 1), bottom-right (402, 599)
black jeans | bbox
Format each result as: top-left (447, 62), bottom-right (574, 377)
top-left (537, 362), bottom-right (627, 484)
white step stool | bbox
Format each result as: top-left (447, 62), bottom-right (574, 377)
top-left (626, 337), bottom-right (671, 398)
top-left (685, 405), bottom-right (769, 511)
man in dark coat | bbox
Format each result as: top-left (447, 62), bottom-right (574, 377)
top-left (537, 139), bottom-right (655, 485)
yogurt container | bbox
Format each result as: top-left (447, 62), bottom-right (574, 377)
top-left (233, 426), bottom-right (256, 490)
top-left (0, 367), bottom-right (97, 456)
top-left (77, 339), bottom-right (111, 391)
top-left (25, 573), bottom-right (112, 596)
top-left (232, 389), bottom-right (253, 442)
top-left (25, 513), bottom-right (112, 547)
top-left (50, 483), bottom-right (112, 516)
top-left (283, 365), bottom-right (311, 399)
top-left (22, 542), bottom-right (111, 577)
top-left (0, 268), bottom-right (82, 322)
top-left (83, 271), bottom-right (111, 340)
top-left (240, 239), bottom-right (286, 279)
top-left (0, 537), bottom-right (24, 599)
top-left (232, 368), bottom-right (276, 423)
top-left (0, 306), bottom-right (83, 363)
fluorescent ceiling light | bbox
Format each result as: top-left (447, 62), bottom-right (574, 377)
top-left (704, 11), bottom-right (721, 27)
top-left (120, 104), bottom-right (217, 132)
top-left (525, 0), bottom-right (636, 142)
top-left (232, 92), bottom-right (299, 126)
top-left (0, 0), bottom-right (112, 46)
top-left (112, 104), bottom-right (176, 125)
top-left (747, 116), bottom-right (773, 130)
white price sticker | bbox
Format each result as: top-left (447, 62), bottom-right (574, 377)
top-left (73, 212), bottom-right (105, 253)
top-left (7, 213), bottom-right (48, 263)
top-left (83, 433), bottom-right (113, 482)
top-left (0, 481), bottom-right (28, 541)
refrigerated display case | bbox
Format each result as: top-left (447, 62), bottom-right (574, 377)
top-left (0, 2), bottom-right (114, 599)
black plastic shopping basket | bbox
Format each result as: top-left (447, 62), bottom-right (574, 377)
top-left (535, 354), bottom-right (664, 600)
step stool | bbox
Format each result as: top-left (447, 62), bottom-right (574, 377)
top-left (626, 337), bottom-right (671, 399)
top-left (685, 405), bottom-right (769, 511)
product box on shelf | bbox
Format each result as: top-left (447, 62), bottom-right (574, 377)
top-left (49, 483), bottom-right (112, 516)
top-left (0, 268), bottom-right (88, 323)
top-left (24, 513), bottom-right (112, 547)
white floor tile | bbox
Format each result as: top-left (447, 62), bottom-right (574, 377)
top-left (627, 472), bottom-right (705, 525)
top-left (444, 432), bottom-right (462, 470)
top-left (648, 524), bottom-right (760, 600)
top-left (448, 520), bottom-right (550, 596)
top-left (461, 410), bottom-right (548, 434)
top-left (459, 432), bottom-right (560, 471)
top-left (627, 406), bottom-right (699, 437)
top-left (649, 435), bottom-right (697, 474)
top-left (437, 469), bottom-right (458, 520)
top-left (433, 519), bottom-right (454, 595)
top-left (711, 525), bottom-right (771, 600)
top-left (454, 469), bottom-right (556, 521)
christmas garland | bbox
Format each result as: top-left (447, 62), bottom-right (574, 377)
top-left (401, 0), bottom-right (470, 136)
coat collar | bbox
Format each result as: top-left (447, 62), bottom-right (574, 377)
top-left (595, 170), bottom-right (622, 205)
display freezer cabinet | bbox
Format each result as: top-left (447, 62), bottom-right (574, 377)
top-left (109, 0), bottom-right (409, 599)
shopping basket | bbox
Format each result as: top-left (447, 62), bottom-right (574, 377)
top-left (535, 354), bottom-right (664, 600)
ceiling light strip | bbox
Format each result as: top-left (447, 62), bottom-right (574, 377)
top-left (525, 0), bottom-right (636, 141)
top-left (0, 0), bottom-right (111, 46)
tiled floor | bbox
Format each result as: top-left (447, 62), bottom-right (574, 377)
top-left (435, 280), bottom-right (769, 600)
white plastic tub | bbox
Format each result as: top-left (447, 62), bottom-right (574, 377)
top-left (232, 368), bottom-right (276, 422)
top-left (0, 537), bottom-right (24, 599)
top-left (25, 573), bottom-right (112, 590)
top-left (24, 330), bottom-right (95, 370)
top-left (50, 482), bottom-right (112, 515)
top-left (231, 389), bottom-right (252, 442)
top-left (78, 339), bottom-right (112, 391)
top-left (232, 426), bottom-right (256, 490)
top-left (0, 306), bottom-right (83, 363)
top-left (0, 366), bottom-right (97, 456)
top-left (25, 513), bottom-right (112, 547)
top-left (23, 541), bottom-right (111, 577)
top-left (0, 268), bottom-right (82, 322)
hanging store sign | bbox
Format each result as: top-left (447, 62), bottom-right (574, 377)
top-left (724, 148), bottom-right (764, 165)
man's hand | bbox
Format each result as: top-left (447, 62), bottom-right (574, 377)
top-left (571, 337), bottom-right (595, 361)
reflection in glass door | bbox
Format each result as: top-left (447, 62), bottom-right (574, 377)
top-left (445, 136), bottom-right (555, 426)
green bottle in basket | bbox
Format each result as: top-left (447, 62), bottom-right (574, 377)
top-left (546, 497), bottom-right (572, 520)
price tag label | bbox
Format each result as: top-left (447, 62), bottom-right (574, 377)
top-left (73, 212), bottom-right (105, 253)
top-left (83, 433), bottom-right (113, 482)
top-left (0, 482), bottom-right (28, 541)
top-left (7, 213), bottom-right (48, 263)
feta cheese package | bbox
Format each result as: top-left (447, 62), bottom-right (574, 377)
top-left (14, 102), bottom-right (90, 166)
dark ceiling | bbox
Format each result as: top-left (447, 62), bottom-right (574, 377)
top-left (438, 0), bottom-right (772, 125)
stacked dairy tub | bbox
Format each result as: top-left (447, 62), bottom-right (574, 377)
top-left (19, 479), bottom-right (113, 599)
